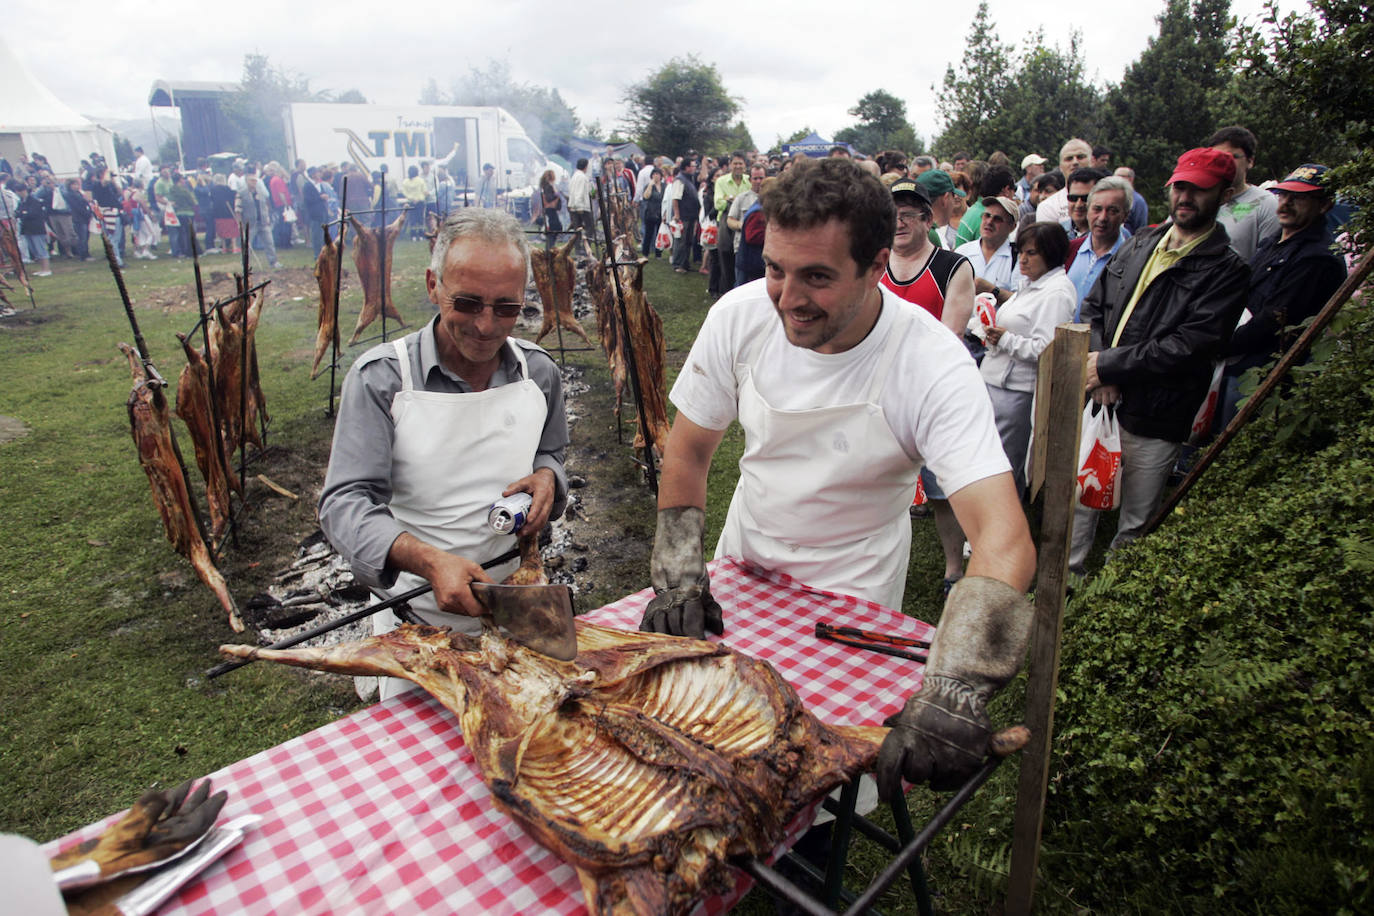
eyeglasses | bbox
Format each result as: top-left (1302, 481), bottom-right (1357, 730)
top-left (1066, 193), bottom-right (1089, 202)
top-left (895, 210), bottom-right (929, 224)
top-left (450, 296), bottom-right (523, 318)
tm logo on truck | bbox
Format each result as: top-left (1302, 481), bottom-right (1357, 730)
top-left (336, 127), bottom-right (430, 169)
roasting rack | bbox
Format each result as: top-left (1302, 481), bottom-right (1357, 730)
top-left (739, 746), bottom-right (1021, 916)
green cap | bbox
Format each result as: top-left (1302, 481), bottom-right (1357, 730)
top-left (916, 169), bottom-right (964, 198)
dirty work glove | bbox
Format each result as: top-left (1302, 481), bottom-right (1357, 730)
top-left (876, 577), bottom-right (1033, 797)
top-left (640, 506), bottom-right (724, 638)
top-left (49, 779), bottom-right (228, 877)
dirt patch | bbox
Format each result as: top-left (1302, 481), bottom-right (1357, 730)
top-left (134, 267), bottom-right (332, 313)
top-left (0, 415), bottom-right (29, 445)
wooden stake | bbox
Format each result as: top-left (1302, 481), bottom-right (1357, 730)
top-left (1007, 323), bottom-right (1090, 915)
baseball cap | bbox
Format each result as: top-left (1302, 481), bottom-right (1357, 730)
top-left (890, 178), bottom-right (931, 206)
top-left (981, 196), bottom-right (1019, 222)
top-left (916, 169), bottom-right (964, 198)
top-left (1271, 163), bottom-right (1331, 194)
top-left (1167, 147), bottom-right (1236, 189)
top-left (1021, 154), bottom-right (1047, 169)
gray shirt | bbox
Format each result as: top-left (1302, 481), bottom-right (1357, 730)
top-left (318, 317), bottom-right (570, 590)
top-left (727, 190), bottom-right (758, 253)
top-left (1217, 184), bottom-right (1280, 261)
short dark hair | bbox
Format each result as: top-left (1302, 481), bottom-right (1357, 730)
top-left (980, 165), bottom-right (1016, 198)
top-left (1019, 221), bottom-right (1070, 270)
top-left (952, 151), bottom-right (973, 162)
top-left (1205, 125), bottom-right (1257, 160)
top-left (1067, 167), bottom-right (1107, 188)
top-left (576, 157), bottom-right (589, 170)
top-left (761, 157), bottom-right (894, 272)
top-left (1092, 145), bottom-right (1112, 158)
top-left (1034, 171), bottom-right (1064, 193)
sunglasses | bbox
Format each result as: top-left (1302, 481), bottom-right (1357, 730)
top-left (450, 296), bottom-right (523, 318)
top-left (1066, 193), bottom-right (1090, 202)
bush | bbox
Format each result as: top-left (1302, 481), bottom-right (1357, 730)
top-left (1041, 296), bottom-right (1374, 913)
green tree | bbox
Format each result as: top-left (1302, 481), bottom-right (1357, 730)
top-left (721, 120), bottom-right (756, 156)
top-left (1215, 0), bottom-right (1370, 239)
top-left (1099, 0), bottom-right (1234, 201)
top-left (622, 56), bottom-right (740, 157)
top-left (441, 60), bottom-right (580, 150)
top-left (834, 89), bottom-right (923, 156)
top-left (111, 134), bottom-right (135, 168)
top-left (991, 31), bottom-right (1102, 162)
top-left (934, 1), bottom-right (1014, 157)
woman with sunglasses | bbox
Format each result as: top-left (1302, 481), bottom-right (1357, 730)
top-left (980, 221), bottom-right (1077, 497)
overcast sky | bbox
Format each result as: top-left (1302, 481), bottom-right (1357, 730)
top-left (16, 0), bottom-right (1289, 154)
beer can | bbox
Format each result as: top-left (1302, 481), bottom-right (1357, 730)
top-left (488, 492), bottom-right (533, 534)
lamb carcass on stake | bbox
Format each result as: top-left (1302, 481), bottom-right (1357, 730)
top-left (175, 332), bottom-right (239, 541)
top-left (220, 620), bottom-right (885, 915)
top-left (347, 214), bottom-right (407, 345)
top-left (310, 227), bottom-right (342, 380)
top-left (588, 239), bottom-right (671, 454)
top-left (530, 231), bottom-right (593, 346)
top-left (121, 343), bottom-right (242, 632)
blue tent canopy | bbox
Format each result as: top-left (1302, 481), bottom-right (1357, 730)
top-left (783, 132), bottom-right (852, 158)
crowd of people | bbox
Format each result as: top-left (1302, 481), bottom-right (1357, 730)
top-left (586, 126), bottom-right (1350, 592)
top-left (3, 127), bottom-right (1351, 574)
top-left (0, 147), bottom-right (491, 286)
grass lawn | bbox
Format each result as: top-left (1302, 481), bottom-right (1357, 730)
top-left (0, 233), bottom-right (1054, 914)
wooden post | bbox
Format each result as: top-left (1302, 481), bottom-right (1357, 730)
top-left (1007, 323), bottom-right (1089, 914)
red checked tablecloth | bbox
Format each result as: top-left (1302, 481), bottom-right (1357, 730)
top-left (46, 558), bottom-right (932, 915)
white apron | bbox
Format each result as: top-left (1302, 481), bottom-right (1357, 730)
top-left (363, 337), bottom-right (546, 701)
top-left (715, 304), bottom-right (921, 610)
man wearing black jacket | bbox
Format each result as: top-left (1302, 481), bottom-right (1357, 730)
top-left (1070, 147), bottom-right (1249, 575)
top-left (1217, 163), bottom-right (1346, 428)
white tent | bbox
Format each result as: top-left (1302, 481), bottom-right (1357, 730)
top-left (0, 38), bottom-right (117, 177)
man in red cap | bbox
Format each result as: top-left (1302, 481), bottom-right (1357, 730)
top-left (1069, 147), bottom-right (1250, 575)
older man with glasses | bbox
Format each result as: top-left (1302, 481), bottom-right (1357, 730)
top-left (319, 209), bottom-right (569, 698)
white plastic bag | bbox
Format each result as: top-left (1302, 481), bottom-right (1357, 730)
top-left (1076, 402), bottom-right (1122, 510)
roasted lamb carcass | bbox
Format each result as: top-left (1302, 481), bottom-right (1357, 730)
top-left (310, 228), bottom-right (342, 380)
top-left (587, 242), bottom-right (671, 454)
top-left (175, 332), bottom-right (239, 541)
top-left (221, 622), bottom-right (884, 915)
top-left (347, 214), bottom-right (407, 344)
top-left (530, 231), bottom-right (593, 346)
top-left (122, 343), bottom-right (242, 632)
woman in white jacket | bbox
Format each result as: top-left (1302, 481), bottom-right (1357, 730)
top-left (980, 221), bottom-right (1077, 497)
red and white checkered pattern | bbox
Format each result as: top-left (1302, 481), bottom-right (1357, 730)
top-left (47, 558), bottom-right (931, 914)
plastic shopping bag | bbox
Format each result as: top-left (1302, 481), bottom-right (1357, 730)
top-left (970, 292), bottom-right (998, 341)
top-left (1188, 360), bottom-right (1225, 444)
top-left (655, 223), bottom-right (673, 251)
top-left (1076, 402), bottom-right (1122, 510)
top-left (911, 471), bottom-right (927, 508)
top-left (699, 218), bottom-right (718, 247)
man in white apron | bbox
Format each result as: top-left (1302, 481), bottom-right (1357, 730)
top-left (319, 209), bottom-right (569, 700)
top-left (641, 158), bottom-right (1037, 793)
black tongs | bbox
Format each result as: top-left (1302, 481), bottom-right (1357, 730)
top-left (814, 621), bottom-right (930, 663)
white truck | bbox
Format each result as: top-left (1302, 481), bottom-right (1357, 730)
top-left (283, 103), bottom-right (562, 206)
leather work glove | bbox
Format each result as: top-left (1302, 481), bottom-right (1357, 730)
top-left (640, 506), bottom-right (724, 639)
top-left (49, 779), bottom-right (228, 877)
top-left (875, 577), bottom-right (1033, 797)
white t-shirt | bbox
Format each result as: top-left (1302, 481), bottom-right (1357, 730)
top-left (670, 281), bottom-right (1010, 497)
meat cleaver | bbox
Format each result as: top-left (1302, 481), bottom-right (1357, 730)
top-left (470, 582), bottom-right (578, 661)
